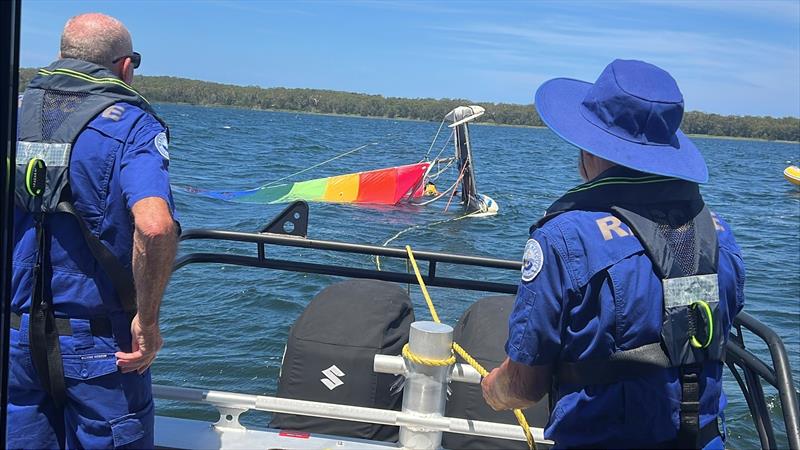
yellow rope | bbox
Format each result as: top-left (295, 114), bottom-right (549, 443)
top-left (404, 245), bottom-right (536, 450)
top-left (402, 343), bottom-right (456, 367)
top-left (405, 247), bottom-right (440, 324)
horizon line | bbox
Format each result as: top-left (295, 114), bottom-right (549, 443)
top-left (19, 66), bottom-right (800, 120)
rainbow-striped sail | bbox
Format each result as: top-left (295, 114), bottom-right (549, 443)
top-left (186, 162), bottom-right (430, 205)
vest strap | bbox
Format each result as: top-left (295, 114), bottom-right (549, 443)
top-left (11, 312), bottom-right (113, 337)
top-left (678, 365), bottom-right (702, 448)
top-left (556, 342), bottom-right (670, 385)
top-left (657, 418), bottom-right (720, 449)
top-left (56, 201), bottom-right (137, 314)
top-left (28, 215), bottom-right (67, 409)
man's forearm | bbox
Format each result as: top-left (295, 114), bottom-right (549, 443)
top-left (131, 214), bottom-right (177, 326)
top-left (482, 357), bottom-right (552, 411)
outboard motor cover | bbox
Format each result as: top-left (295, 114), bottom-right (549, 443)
top-left (270, 279), bottom-right (414, 442)
top-left (443, 295), bottom-right (550, 450)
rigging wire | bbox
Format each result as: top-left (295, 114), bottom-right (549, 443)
top-left (430, 157), bottom-right (457, 177)
top-left (428, 130), bottom-right (454, 163)
top-left (263, 141), bottom-right (377, 187)
top-left (419, 131), bottom-right (454, 186)
top-left (443, 160), bottom-right (470, 213)
top-left (422, 117), bottom-right (448, 161)
top-left (263, 123), bottom-right (418, 188)
top-left (373, 209), bottom-right (479, 271)
top-left (427, 158), bottom-right (456, 181)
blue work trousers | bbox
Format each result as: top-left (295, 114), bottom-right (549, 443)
top-left (6, 314), bottom-right (153, 449)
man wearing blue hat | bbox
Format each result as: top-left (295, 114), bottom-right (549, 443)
top-left (481, 60), bottom-right (745, 449)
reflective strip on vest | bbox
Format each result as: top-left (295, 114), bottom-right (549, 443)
top-left (662, 274), bottom-right (720, 309)
top-left (16, 141), bottom-right (71, 166)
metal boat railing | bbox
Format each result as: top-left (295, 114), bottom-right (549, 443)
top-left (726, 312), bottom-right (800, 449)
top-left (153, 322), bottom-right (552, 449)
top-left (164, 205), bottom-right (800, 449)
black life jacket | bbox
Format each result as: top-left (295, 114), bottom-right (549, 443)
top-left (536, 167), bottom-right (723, 448)
top-left (15, 59), bottom-right (168, 408)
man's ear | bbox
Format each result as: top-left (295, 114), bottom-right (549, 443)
top-left (121, 58), bottom-right (134, 84)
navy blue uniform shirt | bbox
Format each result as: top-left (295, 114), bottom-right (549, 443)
top-left (506, 206), bottom-right (745, 448)
top-left (12, 101), bottom-right (175, 322)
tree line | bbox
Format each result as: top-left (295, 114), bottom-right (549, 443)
top-left (19, 68), bottom-right (799, 142)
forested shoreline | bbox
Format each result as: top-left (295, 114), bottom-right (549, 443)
top-left (19, 68), bottom-right (800, 142)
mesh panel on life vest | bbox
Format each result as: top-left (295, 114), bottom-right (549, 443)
top-left (42, 90), bottom-right (89, 140)
top-left (657, 219), bottom-right (697, 276)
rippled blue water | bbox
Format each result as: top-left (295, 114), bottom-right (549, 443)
top-left (154, 103), bottom-right (799, 448)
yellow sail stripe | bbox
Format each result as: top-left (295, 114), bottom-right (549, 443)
top-left (323, 173), bottom-right (360, 202)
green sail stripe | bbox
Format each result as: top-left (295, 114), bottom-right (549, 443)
top-left (278, 177), bottom-right (329, 203)
top-left (238, 184), bottom-right (293, 204)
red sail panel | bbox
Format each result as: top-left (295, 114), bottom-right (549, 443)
top-left (355, 166), bottom-right (399, 204)
top-left (396, 162), bottom-right (429, 202)
top-left (354, 162), bottom-right (429, 205)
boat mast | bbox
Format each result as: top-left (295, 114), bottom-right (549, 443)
top-left (446, 106), bottom-right (485, 213)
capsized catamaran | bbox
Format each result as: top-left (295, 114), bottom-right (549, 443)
top-left (185, 162), bottom-right (431, 205)
top-left (183, 105), bottom-right (499, 215)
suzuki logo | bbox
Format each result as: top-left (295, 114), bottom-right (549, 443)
top-left (320, 365), bottom-right (345, 390)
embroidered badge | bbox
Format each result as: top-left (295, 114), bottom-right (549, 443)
top-left (154, 132), bottom-right (169, 160)
top-left (101, 105), bottom-right (125, 121)
top-left (521, 239), bottom-right (543, 282)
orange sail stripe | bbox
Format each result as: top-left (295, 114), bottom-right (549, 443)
top-left (323, 173), bottom-right (360, 202)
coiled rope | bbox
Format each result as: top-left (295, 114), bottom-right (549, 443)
top-left (403, 245), bottom-right (536, 450)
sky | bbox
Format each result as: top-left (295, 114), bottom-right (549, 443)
top-left (18, 0), bottom-right (800, 118)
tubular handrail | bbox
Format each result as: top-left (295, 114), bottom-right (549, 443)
top-left (152, 384), bottom-right (552, 445)
top-left (179, 228), bottom-right (521, 270)
top-left (731, 312), bottom-right (800, 450)
top-left (171, 227), bottom-right (800, 449)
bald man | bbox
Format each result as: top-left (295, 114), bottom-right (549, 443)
top-left (9, 13), bottom-right (178, 448)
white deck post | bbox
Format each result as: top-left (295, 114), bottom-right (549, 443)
top-left (399, 321), bottom-right (453, 450)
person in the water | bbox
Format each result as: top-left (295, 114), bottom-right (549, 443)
top-left (424, 181), bottom-right (440, 196)
top-left (481, 59), bottom-right (745, 449)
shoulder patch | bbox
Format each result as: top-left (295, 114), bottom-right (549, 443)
top-left (521, 239), bottom-right (544, 282)
top-left (710, 212), bottom-right (725, 232)
top-left (101, 104), bottom-right (125, 121)
top-left (154, 132), bottom-right (169, 160)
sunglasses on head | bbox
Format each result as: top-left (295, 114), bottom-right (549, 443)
top-left (112, 51), bottom-right (141, 69)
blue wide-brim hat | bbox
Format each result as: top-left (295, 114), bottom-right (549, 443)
top-left (535, 59), bottom-right (708, 183)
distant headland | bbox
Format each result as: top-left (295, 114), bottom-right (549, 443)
top-left (19, 68), bottom-right (799, 143)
